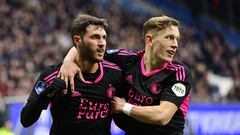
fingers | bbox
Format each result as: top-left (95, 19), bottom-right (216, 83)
top-left (111, 99), bottom-right (116, 104)
top-left (70, 77), bottom-right (75, 92)
top-left (60, 75), bottom-right (68, 92)
top-left (57, 67), bottom-right (64, 78)
top-left (64, 77), bottom-right (68, 91)
top-left (58, 74), bottom-right (68, 94)
top-left (58, 73), bottom-right (75, 93)
top-left (54, 78), bottom-right (67, 95)
top-left (111, 99), bottom-right (122, 114)
top-left (113, 96), bottom-right (121, 101)
top-left (78, 71), bottom-right (85, 82)
top-left (57, 72), bottom-right (61, 78)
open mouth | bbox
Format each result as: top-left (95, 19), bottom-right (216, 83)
top-left (96, 49), bottom-right (105, 56)
top-left (97, 49), bottom-right (105, 53)
top-left (167, 50), bottom-right (175, 55)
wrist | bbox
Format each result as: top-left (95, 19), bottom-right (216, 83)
top-left (122, 103), bottom-right (133, 116)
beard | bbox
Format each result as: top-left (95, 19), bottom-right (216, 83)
top-left (79, 43), bottom-right (103, 63)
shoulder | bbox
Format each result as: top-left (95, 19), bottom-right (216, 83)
top-left (166, 61), bottom-right (191, 81)
top-left (39, 63), bottom-right (62, 80)
top-left (117, 49), bottom-right (144, 58)
top-left (104, 49), bottom-right (144, 69)
top-left (106, 49), bottom-right (144, 58)
top-left (167, 61), bottom-right (190, 73)
top-left (34, 63), bottom-right (62, 95)
top-left (101, 60), bottom-right (122, 72)
top-left (101, 60), bottom-right (123, 83)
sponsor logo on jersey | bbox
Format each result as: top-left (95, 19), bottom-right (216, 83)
top-left (106, 49), bottom-right (119, 54)
top-left (77, 98), bottom-right (110, 120)
top-left (150, 82), bottom-right (162, 94)
top-left (35, 81), bottom-right (48, 95)
top-left (127, 88), bottom-right (154, 105)
top-left (107, 84), bottom-right (116, 99)
top-left (172, 83), bottom-right (186, 97)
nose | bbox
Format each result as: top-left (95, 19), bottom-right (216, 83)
top-left (171, 41), bottom-right (178, 49)
top-left (98, 38), bottom-right (106, 47)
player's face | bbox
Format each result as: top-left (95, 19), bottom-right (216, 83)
top-left (152, 25), bottom-right (180, 63)
top-left (80, 25), bottom-right (107, 62)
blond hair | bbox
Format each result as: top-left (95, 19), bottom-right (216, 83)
top-left (142, 15), bottom-right (180, 39)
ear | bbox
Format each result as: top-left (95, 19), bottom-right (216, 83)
top-left (145, 33), bottom-right (153, 46)
top-left (73, 35), bottom-right (81, 45)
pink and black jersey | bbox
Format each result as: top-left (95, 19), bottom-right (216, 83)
top-left (21, 61), bottom-right (123, 135)
top-left (105, 49), bottom-right (192, 135)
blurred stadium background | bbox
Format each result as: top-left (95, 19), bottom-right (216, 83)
top-left (0, 0), bottom-right (240, 135)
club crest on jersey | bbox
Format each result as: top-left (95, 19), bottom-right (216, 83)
top-left (35, 81), bottom-right (48, 95)
top-left (150, 82), bottom-right (162, 94)
top-left (107, 84), bottom-right (116, 99)
top-left (125, 74), bottom-right (133, 84)
top-left (172, 83), bottom-right (186, 97)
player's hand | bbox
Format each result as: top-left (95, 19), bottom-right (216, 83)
top-left (40, 78), bottom-right (66, 98)
top-left (111, 96), bottom-right (126, 113)
top-left (57, 60), bottom-right (85, 92)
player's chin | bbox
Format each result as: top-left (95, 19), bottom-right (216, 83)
top-left (94, 56), bottom-right (104, 62)
top-left (163, 56), bottom-right (173, 63)
top-left (96, 52), bottom-right (104, 58)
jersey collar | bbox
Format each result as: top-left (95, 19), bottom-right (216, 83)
top-left (141, 57), bottom-right (168, 77)
top-left (81, 62), bottom-right (104, 84)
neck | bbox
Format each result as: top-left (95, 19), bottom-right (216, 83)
top-left (143, 51), bottom-right (165, 73)
top-left (76, 56), bottom-right (99, 73)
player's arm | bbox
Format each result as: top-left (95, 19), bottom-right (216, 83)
top-left (58, 47), bottom-right (83, 91)
top-left (111, 97), bottom-right (177, 126)
top-left (21, 77), bottom-right (66, 127)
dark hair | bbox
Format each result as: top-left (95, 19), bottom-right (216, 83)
top-left (71, 14), bottom-right (108, 45)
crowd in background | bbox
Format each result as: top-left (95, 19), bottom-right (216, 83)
top-left (0, 0), bottom-right (240, 121)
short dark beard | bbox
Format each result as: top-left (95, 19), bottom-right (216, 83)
top-left (79, 42), bottom-right (101, 63)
